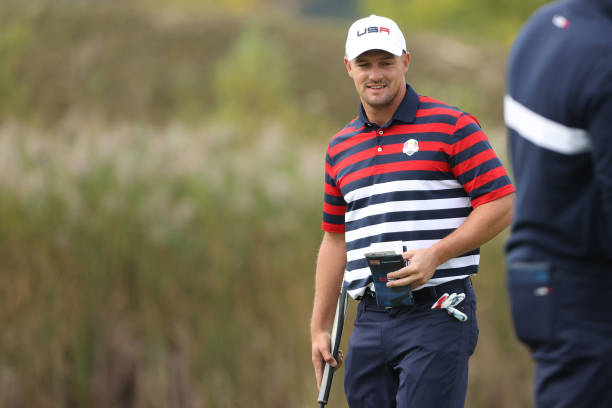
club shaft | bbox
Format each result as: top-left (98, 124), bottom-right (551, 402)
top-left (317, 284), bottom-right (348, 406)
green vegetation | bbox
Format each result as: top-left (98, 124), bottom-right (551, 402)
top-left (0, 0), bottom-right (544, 406)
top-left (360, 0), bottom-right (550, 44)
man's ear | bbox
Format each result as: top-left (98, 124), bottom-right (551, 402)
top-left (402, 52), bottom-right (411, 73)
top-left (344, 56), bottom-right (353, 78)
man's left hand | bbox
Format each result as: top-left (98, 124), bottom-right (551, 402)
top-left (385, 248), bottom-right (440, 289)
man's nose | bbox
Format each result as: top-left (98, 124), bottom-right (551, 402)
top-left (369, 65), bottom-right (383, 81)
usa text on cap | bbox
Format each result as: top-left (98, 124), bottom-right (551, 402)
top-left (345, 15), bottom-right (407, 61)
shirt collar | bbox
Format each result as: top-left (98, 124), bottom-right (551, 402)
top-left (356, 84), bottom-right (419, 128)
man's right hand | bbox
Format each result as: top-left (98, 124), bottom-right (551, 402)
top-left (311, 330), bottom-right (343, 389)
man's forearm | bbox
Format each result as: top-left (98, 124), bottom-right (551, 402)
top-left (431, 194), bottom-right (514, 265)
top-left (311, 232), bottom-right (347, 335)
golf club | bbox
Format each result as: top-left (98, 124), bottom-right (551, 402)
top-left (317, 281), bottom-right (348, 408)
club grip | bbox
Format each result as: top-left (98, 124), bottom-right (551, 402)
top-left (317, 284), bottom-right (348, 406)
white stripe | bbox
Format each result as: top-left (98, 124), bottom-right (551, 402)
top-left (347, 239), bottom-right (440, 262)
top-left (347, 283), bottom-right (373, 299)
top-left (504, 95), bottom-right (591, 154)
top-left (345, 253), bottom-right (478, 271)
top-left (413, 275), bottom-right (470, 291)
top-left (346, 218), bottom-right (466, 243)
top-left (345, 179), bottom-right (463, 203)
top-left (437, 254), bottom-right (480, 269)
top-left (346, 197), bottom-right (471, 223)
top-left (346, 276), bottom-right (472, 300)
top-left (345, 266), bottom-right (372, 280)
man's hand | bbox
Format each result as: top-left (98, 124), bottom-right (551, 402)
top-left (311, 331), bottom-right (344, 389)
top-left (386, 247), bottom-right (441, 289)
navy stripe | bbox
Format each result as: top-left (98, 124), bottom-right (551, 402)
top-left (346, 276), bottom-right (373, 291)
top-left (349, 188), bottom-right (467, 211)
top-left (419, 102), bottom-right (461, 112)
top-left (322, 213), bottom-right (344, 225)
top-left (324, 173), bottom-right (340, 191)
top-left (345, 207), bottom-right (472, 232)
top-left (456, 158), bottom-right (503, 185)
top-left (346, 248), bottom-right (480, 271)
top-left (336, 154), bottom-right (448, 181)
top-left (380, 133), bottom-right (451, 145)
top-left (346, 258), bottom-right (369, 271)
top-left (330, 135), bottom-right (449, 165)
top-left (431, 265), bottom-right (478, 279)
top-left (328, 129), bottom-right (365, 149)
top-left (346, 229), bottom-right (456, 250)
top-left (413, 114), bottom-right (458, 125)
top-left (324, 193), bottom-right (346, 206)
top-left (470, 176), bottom-right (513, 199)
top-left (342, 170), bottom-right (456, 193)
top-left (452, 140), bottom-right (492, 167)
top-left (344, 265), bottom-right (479, 292)
top-left (454, 121), bottom-right (481, 138)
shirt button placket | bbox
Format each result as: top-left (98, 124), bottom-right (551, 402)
top-left (377, 129), bottom-right (384, 153)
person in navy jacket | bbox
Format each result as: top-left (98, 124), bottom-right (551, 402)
top-left (505, 0), bottom-right (612, 406)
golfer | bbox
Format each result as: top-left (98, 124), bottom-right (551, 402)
top-left (311, 15), bottom-right (515, 407)
top-left (505, 0), bottom-right (612, 406)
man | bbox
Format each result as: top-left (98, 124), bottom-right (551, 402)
top-left (311, 15), bottom-right (515, 407)
top-left (505, 0), bottom-right (612, 407)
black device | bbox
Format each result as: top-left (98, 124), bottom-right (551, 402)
top-left (364, 251), bottom-right (413, 307)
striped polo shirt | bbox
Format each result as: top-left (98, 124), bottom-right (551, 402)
top-left (322, 84), bottom-right (515, 299)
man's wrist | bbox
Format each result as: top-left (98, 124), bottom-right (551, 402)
top-left (428, 244), bottom-right (446, 267)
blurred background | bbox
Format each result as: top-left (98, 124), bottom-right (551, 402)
top-left (0, 0), bottom-right (549, 406)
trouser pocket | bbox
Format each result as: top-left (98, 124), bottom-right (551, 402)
top-left (507, 262), bottom-right (554, 345)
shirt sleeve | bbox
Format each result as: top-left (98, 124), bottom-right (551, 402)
top-left (321, 147), bottom-right (347, 232)
top-left (449, 114), bottom-right (515, 208)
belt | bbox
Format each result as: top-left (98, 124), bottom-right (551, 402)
top-left (362, 277), bottom-right (471, 307)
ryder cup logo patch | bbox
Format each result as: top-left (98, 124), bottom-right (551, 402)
top-left (403, 139), bottom-right (419, 156)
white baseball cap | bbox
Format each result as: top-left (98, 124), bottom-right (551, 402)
top-left (345, 15), bottom-right (407, 61)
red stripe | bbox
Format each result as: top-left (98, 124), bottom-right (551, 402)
top-left (462, 166), bottom-right (508, 194)
top-left (329, 122), bottom-right (456, 159)
top-left (452, 130), bottom-right (488, 155)
top-left (338, 160), bottom-right (451, 189)
top-left (323, 202), bottom-right (346, 216)
top-left (332, 146), bottom-right (380, 174)
top-left (321, 221), bottom-right (345, 233)
top-left (328, 130), bottom-right (375, 158)
top-left (324, 182), bottom-right (342, 196)
top-left (332, 141), bottom-right (452, 175)
top-left (417, 140), bottom-right (452, 153)
top-left (415, 107), bottom-right (462, 118)
top-left (384, 122), bottom-right (455, 135)
top-left (334, 119), bottom-right (362, 137)
top-left (471, 184), bottom-right (515, 208)
top-left (452, 149), bottom-right (497, 177)
top-left (456, 113), bottom-right (481, 128)
top-left (419, 96), bottom-right (450, 105)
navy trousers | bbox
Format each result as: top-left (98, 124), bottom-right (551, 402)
top-left (344, 278), bottom-right (478, 408)
top-left (507, 263), bottom-right (612, 408)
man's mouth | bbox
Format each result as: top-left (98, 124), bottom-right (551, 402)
top-left (367, 84), bottom-right (386, 89)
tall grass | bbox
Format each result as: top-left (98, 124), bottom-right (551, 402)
top-left (0, 118), bottom-right (327, 406)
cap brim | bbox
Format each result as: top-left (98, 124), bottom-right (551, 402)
top-left (347, 41), bottom-right (403, 61)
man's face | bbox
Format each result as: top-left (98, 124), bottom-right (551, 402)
top-left (344, 49), bottom-right (410, 110)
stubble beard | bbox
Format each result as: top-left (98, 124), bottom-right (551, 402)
top-left (361, 82), bottom-right (398, 109)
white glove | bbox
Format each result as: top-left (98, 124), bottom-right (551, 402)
top-left (431, 292), bottom-right (468, 322)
